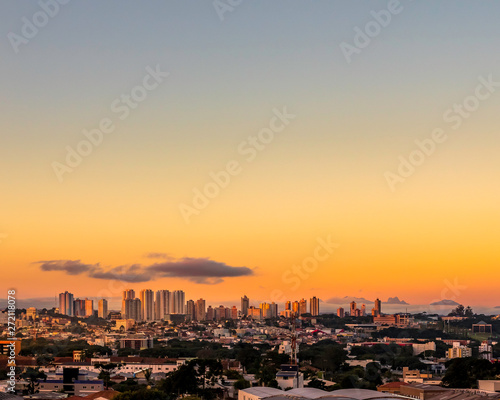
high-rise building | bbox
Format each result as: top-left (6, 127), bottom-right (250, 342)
top-left (350, 301), bottom-right (357, 316)
top-left (310, 297), bottom-right (319, 316)
top-left (26, 307), bottom-right (38, 321)
top-left (241, 295), bottom-right (249, 316)
top-left (260, 302), bottom-right (270, 318)
top-left (155, 290), bottom-right (170, 321)
top-left (170, 290), bottom-right (185, 314)
top-left (374, 298), bottom-right (382, 316)
top-left (73, 299), bottom-right (86, 317)
top-left (337, 307), bottom-right (345, 318)
top-left (98, 299), bottom-right (108, 319)
top-left (299, 299), bottom-right (307, 316)
top-left (140, 289), bottom-right (154, 321)
top-left (285, 301), bottom-right (291, 311)
top-left (123, 289), bottom-right (135, 299)
top-left (186, 300), bottom-right (195, 321)
top-left (269, 302), bottom-right (278, 318)
top-left (361, 304), bottom-right (366, 317)
top-left (196, 298), bottom-right (206, 321)
top-left (84, 298), bottom-right (94, 317)
top-left (292, 301), bottom-right (300, 315)
top-left (206, 306), bottom-right (214, 321)
top-left (58, 291), bottom-right (74, 316)
top-left (215, 305), bottom-right (226, 321)
top-left (123, 298), bottom-right (141, 321)
top-left (122, 289), bottom-right (135, 317)
top-left (248, 306), bottom-right (262, 320)
top-left (259, 302), bottom-right (278, 319)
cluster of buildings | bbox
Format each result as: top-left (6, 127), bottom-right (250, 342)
top-left (337, 299), bottom-right (382, 318)
top-left (57, 291), bottom-right (322, 324)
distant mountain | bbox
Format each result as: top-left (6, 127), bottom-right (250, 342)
top-left (430, 299), bottom-right (460, 306)
top-left (386, 296), bottom-right (409, 305)
top-left (494, 306), bottom-right (500, 309)
top-left (326, 296), bottom-right (373, 304)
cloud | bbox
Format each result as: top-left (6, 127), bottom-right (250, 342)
top-left (37, 256), bottom-right (254, 284)
top-left (146, 258), bottom-right (253, 284)
top-left (325, 296), bottom-right (374, 305)
top-left (144, 252), bottom-right (173, 260)
top-left (89, 264), bottom-right (152, 283)
top-left (37, 260), bottom-right (97, 275)
top-left (430, 299), bottom-right (460, 306)
top-left (386, 296), bottom-right (409, 305)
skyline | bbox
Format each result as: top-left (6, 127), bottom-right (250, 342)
top-left (1, 1), bottom-right (500, 309)
top-left (4, 292), bottom-right (498, 317)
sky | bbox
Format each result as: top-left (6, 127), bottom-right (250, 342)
top-left (1, 1), bottom-right (500, 313)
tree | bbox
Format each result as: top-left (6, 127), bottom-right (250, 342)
top-left (234, 378), bottom-right (251, 391)
top-left (114, 388), bottom-right (168, 400)
top-left (306, 378), bottom-right (326, 390)
top-left (442, 358), bottom-right (500, 388)
top-left (255, 365), bottom-right (277, 387)
top-left (449, 305), bottom-right (465, 317)
top-left (20, 367), bottom-right (47, 395)
top-left (95, 362), bottom-right (123, 389)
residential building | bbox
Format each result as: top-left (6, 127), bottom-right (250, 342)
top-left (59, 291), bottom-right (74, 316)
top-left (310, 296), bottom-right (320, 316)
top-left (98, 299), bottom-right (108, 319)
top-left (241, 295), bottom-right (249, 316)
top-left (140, 289), bottom-right (154, 321)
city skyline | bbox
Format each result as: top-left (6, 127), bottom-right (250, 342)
top-left (2, 2), bottom-right (500, 310)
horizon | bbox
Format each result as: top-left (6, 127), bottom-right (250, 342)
top-left (2, 1), bottom-right (500, 309)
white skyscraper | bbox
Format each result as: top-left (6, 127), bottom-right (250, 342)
top-left (140, 289), bottom-right (154, 321)
top-left (170, 290), bottom-right (185, 314)
top-left (155, 290), bottom-right (170, 320)
top-left (58, 291), bottom-right (74, 316)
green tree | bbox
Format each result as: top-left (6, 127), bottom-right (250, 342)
top-left (234, 378), bottom-right (251, 390)
top-left (20, 367), bottom-right (47, 395)
top-left (95, 362), bottom-right (123, 389)
top-left (442, 358), bottom-right (500, 388)
top-left (114, 388), bottom-right (168, 400)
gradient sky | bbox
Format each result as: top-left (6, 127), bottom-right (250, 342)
top-left (1, 1), bottom-right (500, 312)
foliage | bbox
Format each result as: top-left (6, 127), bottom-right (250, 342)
top-left (114, 388), bottom-right (169, 400)
top-left (95, 362), bottom-right (123, 389)
top-left (448, 305), bottom-right (474, 318)
top-left (442, 358), bottom-right (500, 388)
top-left (20, 367), bottom-right (47, 395)
top-left (234, 378), bottom-right (251, 390)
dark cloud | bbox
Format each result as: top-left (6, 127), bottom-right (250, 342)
top-left (147, 258), bottom-right (253, 284)
top-left (38, 256), bottom-right (253, 285)
top-left (37, 260), bottom-right (97, 275)
top-left (89, 264), bottom-right (151, 283)
top-left (430, 299), bottom-right (460, 306)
